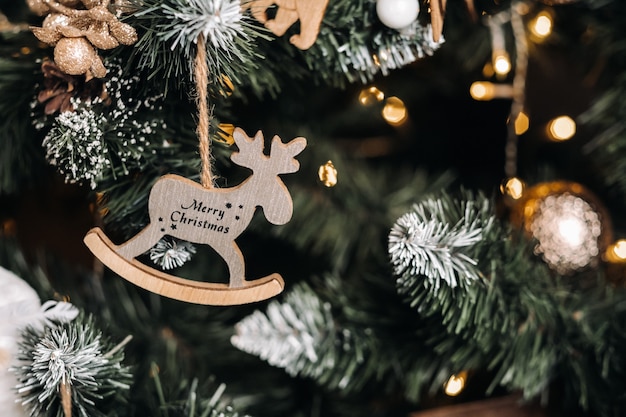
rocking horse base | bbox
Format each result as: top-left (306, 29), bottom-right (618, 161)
top-left (84, 228), bottom-right (285, 305)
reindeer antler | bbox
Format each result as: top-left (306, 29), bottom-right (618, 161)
top-left (231, 128), bottom-right (306, 175)
top-left (231, 128), bottom-right (266, 170)
top-left (270, 135), bottom-right (307, 174)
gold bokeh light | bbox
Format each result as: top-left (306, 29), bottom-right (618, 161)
top-left (530, 11), bottom-right (553, 39)
top-left (470, 81), bottom-right (514, 101)
top-left (547, 116), bottom-right (576, 141)
top-left (501, 177), bottom-right (525, 200)
top-left (444, 371), bottom-right (468, 397)
top-left (382, 96), bottom-right (408, 126)
top-left (318, 160), bottom-right (338, 187)
top-left (613, 240), bottom-right (626, 259)
top-left (470, 82), bottom-right (492, 100)
top-left (493, 52), bottom-right (511, 76)
top-left (606, 239), bottom-right (626, 263)
top-left (359, 86), bottom-right (385, 106)
top-left (514, 111), bottom-right (530, 135)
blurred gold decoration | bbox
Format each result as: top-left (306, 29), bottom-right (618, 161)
top-left (220, 75), bottom-right (234, 97)
top-left (382, 96), bottom-right (408, 126)
top-left (514, 111), bottom-right (529, 135)
top-left (444, 370), bottom-right (468, 396)
top-left (482, 61), bottom-right (494, 78)
top-left (29, 0), bottom-right (138, 78)
top-left (216, 123), bottom-right (236, 145)
top-left (38, 59), bottom-right (108, 114)
top-left (1, 219), bottom-right (17, 237)
top-left (547, 115), bottom-right (576, 141)
top-left (500, 176), bottom-right (525, 200)
top-left (318, 160), bottom-right (338, 187)
top-left (358, 86), bottom-right (385, 106)
top-left (511, 181), bottom-right (612, 274)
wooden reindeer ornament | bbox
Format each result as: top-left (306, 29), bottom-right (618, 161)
top-left (243, 0), bottom-right (330, 50)
top-left (84, 128), bottom-right (306, 305)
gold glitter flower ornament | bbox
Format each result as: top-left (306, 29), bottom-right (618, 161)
top-left (28, 0), bottom-right (137, 79)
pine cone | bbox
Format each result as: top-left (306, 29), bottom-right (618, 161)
top-left (37, 59), bottom-right (109, 115)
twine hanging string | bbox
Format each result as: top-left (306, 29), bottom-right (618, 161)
top-left (194, 34), bottom-right (215, 188)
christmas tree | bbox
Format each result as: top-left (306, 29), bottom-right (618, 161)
top-left (1, 0), bottom-right (625, 416)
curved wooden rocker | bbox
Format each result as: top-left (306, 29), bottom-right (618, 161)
top-left (84, 227), bottom-right (284, 305)
top-left (84, 128), bottom-right (306, 306)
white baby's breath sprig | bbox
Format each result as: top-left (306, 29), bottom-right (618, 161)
top-left (150, 237), bottom-right (197, 270)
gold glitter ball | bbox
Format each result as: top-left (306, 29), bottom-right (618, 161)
top-left (54, 37), bottom-right (98, 76)
top-left (318, 160), bottom-right (338, 187)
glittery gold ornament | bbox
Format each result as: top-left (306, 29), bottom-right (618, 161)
top-left (54, 37), bottom-right (103, 76)
top-left (318, 160), bottom-right (338, 187)
top-left (29, 0), bottom-right (138, 78)
top-left (511, 181), bottom-right (612, 274)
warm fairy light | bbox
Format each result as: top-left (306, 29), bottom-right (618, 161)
top-left (470, 81), bottom-right (492, 100)
top-left (500, 177), bottom-right (525, 200)
top-left (359, 86), bottom-right (385, 106)
top-left (318, 160), bottom-right (338, 187)
top-left (606, 239), bottom-right (626, 263)
top-left (613, 240), bottom-right (626, 259)
top-left (382, 97), bottom-right (408, 126)
top-left (530, 11), bottom-right (553, 39)
top-left (548, 116), bottom-right (576, 141)
top-left (444, 371), bottom-right (468, 396)
top-left (514, 111), bottom-right (530, 135)
top-left (493, 52), bottom-right (511, 76)
top-left (470, 81), bottom-right (514, 101)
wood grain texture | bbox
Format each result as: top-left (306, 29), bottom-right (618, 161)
top-left (84, 227), bottom-right (285, 305)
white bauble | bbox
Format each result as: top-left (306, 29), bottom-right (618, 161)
top-left (376, 0), bottom-right (420, 30)
top-left (0, 266), bottom-right (79, 416)
top-left (0, 267), bottom-right (40, 417)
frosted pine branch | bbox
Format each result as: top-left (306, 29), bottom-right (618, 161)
top-left (389, 193), bottom-right (495, 289)
top-left (161, 0), bottom-right (245, 51)
top-left (13, 315), bottom-right (132, 417)
top-left (132, 0), bottom-right (266, 89)
top-left (231, 282), bottom-right (335, 378)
